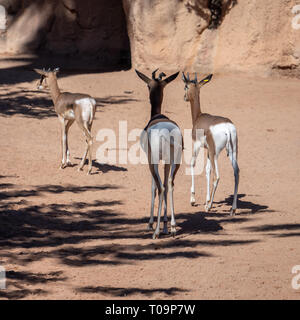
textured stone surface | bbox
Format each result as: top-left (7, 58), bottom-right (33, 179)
top-left (123, 0), bottom-right (212, 71)
top-left (0, 0), bottom-right (299, 76)
top-left (0, 0), bottom-right (131, 68)
top-left (214, 0), bottom-right (300, 77)
top-left (123, 0), bottom-right (300, 77)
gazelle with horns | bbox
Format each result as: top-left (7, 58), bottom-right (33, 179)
top-left (136, 68), bottom-right (183, 239)
top-left (182, 72), bottom-right (239, 215)
top-left (34, 68), bottom-right (96, 174)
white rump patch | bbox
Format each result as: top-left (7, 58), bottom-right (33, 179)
top-left (90, 98), bottom-right (96, 106)
top-left (209, 122), bottom-right (236, 156)
top-left (75, 98), bottom-right (94, 123)
top-left (145, 122), bottom-right (183, 164)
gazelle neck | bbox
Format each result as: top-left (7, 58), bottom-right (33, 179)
top-left (190, 89), bottom-right (202, 125)
top-left (48, 77), bottom-right (61, 104)
top-left (150, 87), bottom-right (163, 118)
top-left (151, 101), bottom-right (162, 118)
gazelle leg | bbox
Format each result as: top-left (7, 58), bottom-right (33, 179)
top-left (162, 164), bottom-right (170, 234)
top-left (65, 119), bottom-right (75, 166)
top-left (206, 155), bottom-right (220, 212)
top-left (66, 150), bottom-right (71, 166)
top-left (78, 147), bottom-right (88, 171)
top-left (169, 163), bottom-right (180, 237)
top-left (150, 164), bottom-right (164, 240)
top-left (229, 155), bottom-right (239, 216)
top-left (205, 157), bottom-right (211, 208)
top-left (190, 142), bottom-right (200, 206)
top-left (86, 123), bottom-right (93, 175)
top-left (77, 122), bottom-right (93, 174)
top-left (148, 177), bottom-right (156, 230)
top-left (59, 116), bottom-right (67, 169)
top-left (154, 186), bottom-right (164, 239)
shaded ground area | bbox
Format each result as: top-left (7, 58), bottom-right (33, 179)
top-left (0, 55), bottom-right (136, 119)
top-left (0, 59), bottom-right (299, 299)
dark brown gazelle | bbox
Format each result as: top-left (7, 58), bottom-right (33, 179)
top-left (182, 72), bottom-right (239, 215)
top-left (136, 68), bottom-right (183, 239)
top-left (34, 68), bottom-right (96, 174)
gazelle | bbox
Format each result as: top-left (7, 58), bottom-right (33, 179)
top-left (182, 72), bottom-right (239, 215)
top-left (136, 68), bottom-right (183, 239)
top-left (34, 68), bottom-right (96, 174)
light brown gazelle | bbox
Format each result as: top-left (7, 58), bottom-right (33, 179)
top-left (136, 68), bottom-right (183, 239)
top-left (34, 68), bottom-right (96, 174)
top-left (182, 72), bottom-right (239, 215)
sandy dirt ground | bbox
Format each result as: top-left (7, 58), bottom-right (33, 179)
top-left (0, 56), bottom-right (300, 300)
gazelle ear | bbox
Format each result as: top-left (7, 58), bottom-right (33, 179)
top-left (163, 71), bottom-right (179, 85)
top-left (135, 69), bottom-right (151, 84)
top-left (199, 74), bottom-right (213, 86)
top-left (34, 68), bottom-right (46, 76)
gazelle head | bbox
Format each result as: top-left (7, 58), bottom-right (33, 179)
top-left (182, 72), bottom-right (213, 102)
top-left (34, 67), bottom-right (60, 90)
top-left (135, 68), bottom-right (179, 117)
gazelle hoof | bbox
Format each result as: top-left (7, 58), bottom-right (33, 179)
top-left (190, 194), bottom-right (196, 206)
top-left (77, 167), bottom-right (83, 172)
top-left (162, 221), bottom-right (168, 235)
top-left (162, 228), bottom-right (169, 235)
top-left (152, 232), bottom-right (160, 240)
top-left (205, 204), bottom-right (211, 212)
top-left (147, 223), bottom-right (154, 231)
top-left (171, 227), bottom-right (176, 237)
top-left (230, 208), bottom-right (236, 216)
top-left (60, 163), bottom-right (67, 169)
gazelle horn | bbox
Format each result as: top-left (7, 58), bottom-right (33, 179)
top-left (152, 68), bottom-right (159, 80)
top-left (194, 73), bottom-right (197, 83)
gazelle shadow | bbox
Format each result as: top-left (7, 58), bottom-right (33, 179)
top-left (214, 193), bottom-right (274, 215)
top-left (63, 163), bottom-right (78, 168)
top-left (73, 157), bottom-right (127, 174)
top-left (176, 212), bottom-right (223, 236)
top-left (92, 161), bottom-right (128, 174)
